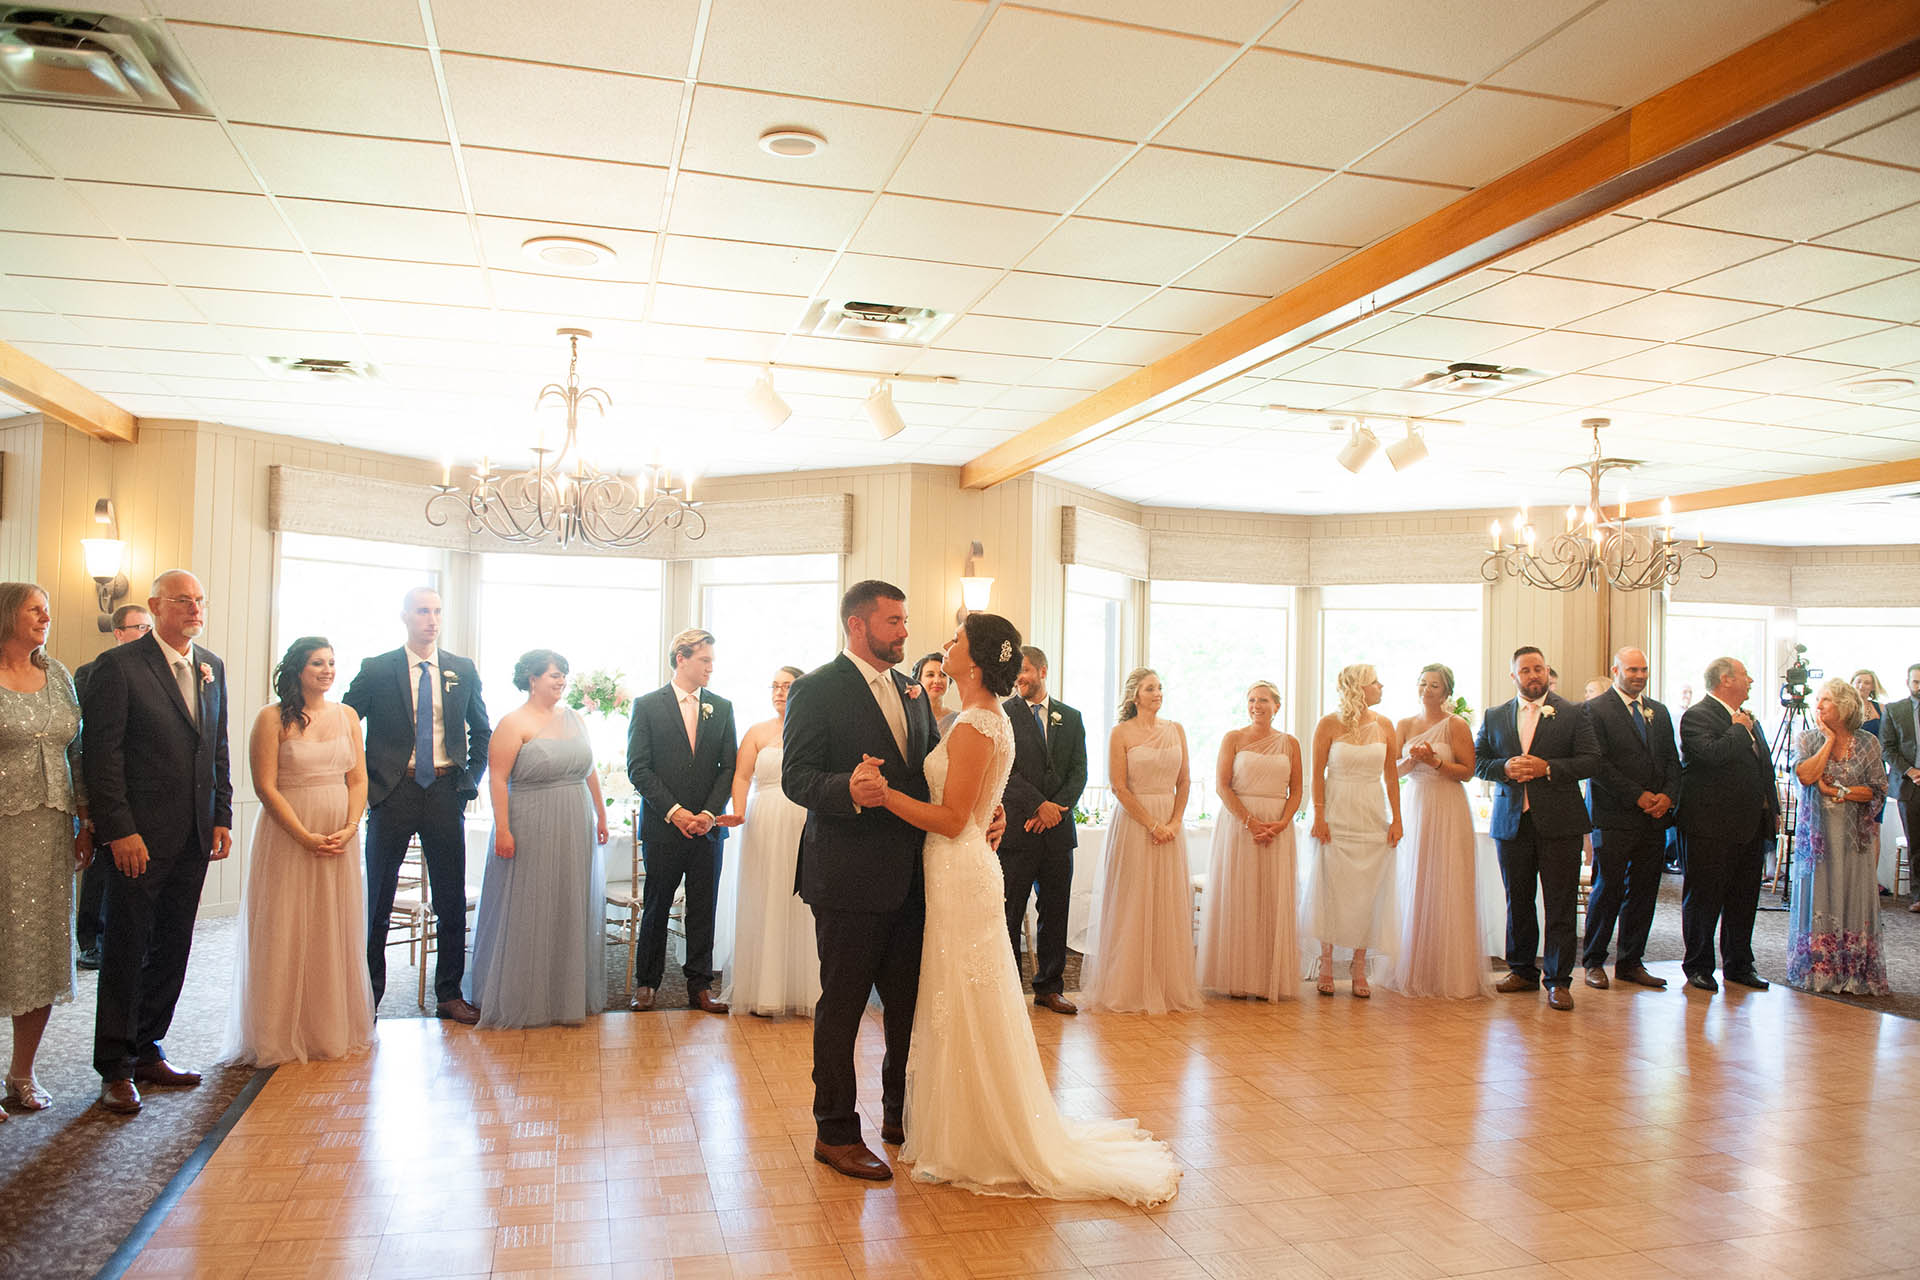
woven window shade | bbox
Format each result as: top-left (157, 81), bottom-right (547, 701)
top-left (1060, 506), bottom-right (1148, 579)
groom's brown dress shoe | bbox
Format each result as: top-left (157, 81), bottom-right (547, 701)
top-left (1584, 967), bottom-right (1610, 990)
top-left (881, 1118), bottom-right (905, 1146)
top-left (691, 990), bottom-right (729, 1014)
top-left (1495, 973), bottom-right (1538, 993)
top-left (98, 1079), bottom-right (141, 1114)
top-left (1546, 987), bottom-right (1574, 1011)
top-left (133, 1060), bottom-right (201, 1087)
top-left (630, 987), bottom-right (654, 1011)
top-left (1616, 964), bottom-right (1667, 989)
top-left (435, 998), bottom-right (481, 1025)
top-left (1035, 993), bottom-right (1078, 1015)
top-left (814, 1140), bottom-right (891, 1181)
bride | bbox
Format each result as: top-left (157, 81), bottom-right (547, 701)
top-left (864, 612), bottom-right (1182, 1204)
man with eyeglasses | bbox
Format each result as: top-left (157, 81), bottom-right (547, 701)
top-left (81, 572), bottom-right (232, 1115)
top-left (70, 604), bottom-right (152, 969)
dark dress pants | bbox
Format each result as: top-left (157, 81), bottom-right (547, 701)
top-left (1495, 813), bottom-right (1582, 988)
top-left (365, 774), bottom-right (470, 1006)
top-left (75, 854), bottom-right (107, 951)
top-left (634, 832), bottom-right (722, 993)
top-left (1681, 810), bottom-right (1768, 979)
top-left (811, 899), bottom-right (923, 1146)
top-left (93, 835), bottom-right (209, 1079)
top-left (998, 841), bottom-right (1072, 995)
top-left (1582, 823), bottom-right (1664, 970)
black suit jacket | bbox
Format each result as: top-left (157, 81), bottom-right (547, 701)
top-left (342, 647), bottom-right (491, 806)
top-left (1882, 696), bottom-right (1920, 803)
top-left (783, 654), bottom-right (938, 914)
top-left (80, 632), bottom-right (232, 856)
top-left (1679, 695), bottom-right (1779, 839)
top-left (1473, 693), bottom-right (1600, 841)
top-left (997, 696), bottom-right (1087, 855)
top-left (625, 683), bottom-right (737, 844)
top-left (72, 655), bottom-right (98, 704)
top-left (1584, 690), bottom-right (1682, 843)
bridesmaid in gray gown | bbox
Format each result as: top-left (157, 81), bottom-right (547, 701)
top-left (467, 650), bottom-right (609, 1028)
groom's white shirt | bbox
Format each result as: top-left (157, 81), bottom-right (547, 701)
top-left (843, 645), bottom-right (908, 757)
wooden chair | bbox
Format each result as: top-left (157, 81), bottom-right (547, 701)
top-left (604, 807), bottom-right (643, 996)
top-left (388, 840), bottom-right (480, 1010)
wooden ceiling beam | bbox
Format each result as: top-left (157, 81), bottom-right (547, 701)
top-left (1622, 456), bottom-right (1920, 521)
top-left (0, 340), bottom-right (137, 443)
top-left (960, 0), bottom-right (1920, 490)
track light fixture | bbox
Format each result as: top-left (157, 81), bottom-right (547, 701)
top-left (1385, 418), bottom-right (1429, 471)
top-left (745, 369), bottom-right (792, 430)
top-left (865, 380), bottom-right (906, 440)
top-left (1335, 422), bottom-right (1380, 474)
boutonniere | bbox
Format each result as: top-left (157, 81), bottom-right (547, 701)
top-left (442, 669), bottom-right (459, 692)
top-left (1049, 710), bottom-right (1063, 726)
top-left (1540, 704), bottom-right (1557, 719)
top-left (1640, 705), bottom-right (1654, 724)
top-left (198, 662), bottom-right (213, 685)
top-left (905, 683), bottom-right (922, 700)
top-left (699, 700), bottom-right (713, 720)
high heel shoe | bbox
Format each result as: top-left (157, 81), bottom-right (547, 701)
top-left (5, 1076), bottom-right (51, 1110)
top-left (1316, 956), bottom-right (1335, 996)
top-left (1350, 959), bottom-right (1371, 999)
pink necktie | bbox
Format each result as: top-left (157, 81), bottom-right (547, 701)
top-left (1520, 702), bottom-right (1538, 812)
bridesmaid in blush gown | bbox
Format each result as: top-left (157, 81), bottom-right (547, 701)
top-left (1196, 680), bottom-right (1302, 1000)
top-left (1303, 663), bottom-right (1402, 998)
top-left (1082, 668), bottom-right (1203, 1014)
top-left (1386, 664), bottom-right (1491, 998)
top-left (224, 637), bottom-right (374, 1066)
top-left (720, 665), bottom-right (820, 1016)
top-left (467, 649), bottom-right (609, 1029)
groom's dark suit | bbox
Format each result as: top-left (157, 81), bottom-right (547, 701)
top-left (997, 695), bottom-right (1087, 997)
top-left (81, 632), bottom-right (231, 1080)
top-left (1582, 689), bottom-right (1681, 973)
top-left (784, 652), bottom-right (938, 1148)
top-left (1474, 694), bottom-right (1599, 990)
top-left (1678, 694), bottom-right (1778, 982)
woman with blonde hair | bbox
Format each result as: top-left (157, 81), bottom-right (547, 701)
top-left (1302, 663), bottom-right (1402, 997)
top-left (1196, 680), bottom-right (1302, 999)
top-left (1081, 668), bottom-right (1203, 1013)
top-left (1787, 677), bottom-right (1889, 994)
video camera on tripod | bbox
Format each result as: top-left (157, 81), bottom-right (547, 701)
top-left (1779, 643), bottom-right (1820, 710)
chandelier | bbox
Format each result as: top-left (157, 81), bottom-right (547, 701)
top-left (1482, 418), bottom-right (1715, 592)
top-left (426, 327), bottom-right (704, 550)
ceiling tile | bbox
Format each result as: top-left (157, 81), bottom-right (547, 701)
top-left (1027, 356), bottom-right (1141, 390)
top-left (157, 0), bottom-right (424, 42)
top-left (1286, 350), bottom-right (1436, 388)
top-left (488, 269), bottom-right (649, 320)
top-left (0, 104), bottom-right (258, 192)
top-left (680, 87), bottom-right (919, 190)
top-left (1348, 315), bottom-right (1538, 361)
top-left (1582, 343), bottom-right (1763, 382)
top-left (1500, 371), bottom-right (1662, 405)
top-left (666, 173), bottom-right (871, 250)
top-left (1253, 173), bottom-right (1462, 249)
top-left (1435, 273), bottom-right (1645, 327)
top-left (1684, 243), bottom-right (1911, 307)
top-left (1260, 0), bottom-right (1589, 81)
top-left (344, 299), bottom-right (496, 342)
top-left (0, 127), bottom-right (44, 177)
top-left (1699, 355), bottom-right (1875, 395)
top-left (22, 278), bottom-right (200, 323)
top-left (1158, 50), bottom-right (1458, 170)
top-left (974, 272), bottom-right (1154, 326)
top-left (1571, 292), bottom-right (1776, 343)
top-left (1601, 384), bottom-right (1757, 415)
top-left (1067, 328), bottom-right (1191, 366)
top-left (937, 314), bottom-right (1096, 359)
top-left (1783, 78), bottom-right (1920, 148)
top-left (0, 311), bottom-right (91, 344)
top-left (938, 7), bottom-right (1231, 140)
top-left (1177, 238), bottom-right (1346, 295)
top-left (1797, 326), bottom-right (1920, 371)
top-left (0, 233), bottom-right (164, 284)
top-left (1081, 148), bottom-right (1323, 235)
top-left (442, 55), bottom-right (681, 166)
top-left (818, 254), bottom-right (1000, 316)
top-left (888, 117), bottom-right (1129, 213)
top-left (1492, 214), bottom-right (1642, 275)
top-left (1827, 109), bottom-right (1920, 169)
top-left (658, 236), bottom-right (834, 295)
top-left (430, 0), bottom-right (700, 77)
top-left (1021, 218), bottom-right (1230, 285)
top-left (1483, 329), bottom-right (1656, 371)
top-left (1695, 308), bottom-right (1889, 356)
top-left (1808, 271), bottom-right (1920, 325)
top-left (850, 195), bottom-right (1056, 269)
top-left (649, 284), bottom-right (806, 331)
top-left (697, 0), bottom-right (985, 110)
top-left (1022, 0), bottom-right (1280, 42)
top-left (1118, 287), bottom-right (1261, 334)
top-left (1541, 221), bottom-right (1780, 290)
top-left (183, 287), bottom-right (354, 330)
top-left (462, 149), bottom-right (666, 230)
top-left (137, 242), bottom-right (328, 293)
top-left (1617, 143), bottom-right (1801, 221)
top-left (1359, 89), bottom-right (1612, 188)
top-left (316, 255), bottom-right (491, 307)
top-left (1486, 0), bottom-right (1812, 107)
top-left (232, 125), bottom-right (464, 210)
top-left (75, 183), bottom-right (296, 248)
top-left (473, 218), bottom-right (655, 283)
top-left (64, 315), bottom-right (227, 351)
top-left (278, 198), bottom-right (476, 263)
top-left (1815, 202), bottom-right (1920, 259)
top-left (170, 26), bottom-right (447, 140)
top-left (0, 176), bottom-right (115, 236)
top-left (1666, 153), bottom-right (1920, 242)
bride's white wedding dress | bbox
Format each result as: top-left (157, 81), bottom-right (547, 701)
top-left (903, 705), bottom-right (1182, 1204)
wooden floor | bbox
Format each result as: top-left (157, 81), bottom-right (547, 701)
top-left (126, 964), bottom-right (1920, 1280)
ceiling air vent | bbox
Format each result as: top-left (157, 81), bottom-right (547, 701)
top-left (1402, 360), bottom-right (1548, 393)
top-left (799, 298), bottom-right (950, 345)
top-left (0, 6), bottom-right (209, 114)
top-left (261, 356), bottom-right (377, 383)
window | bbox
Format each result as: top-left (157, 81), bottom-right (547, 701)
top-left (477, 553), bottom-right (662, 774)
top-left (1662, 600), bottom-right (1770, 713)
top-left (698, 554), bottom-right (840, 728)
top-left (275, 532), bottom-right (443, 701)
top-left (1319, 584), bottom-right (1484, 724)
top-left (1062, 564), bottom-right (1132, 800)
top-left (1149, 580), bottom-right (1292, 820)
top-left (1790, 606), bottom-right (1920, 709)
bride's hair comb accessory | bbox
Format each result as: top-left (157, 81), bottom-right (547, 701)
top-left (999, 640), bottom-right (1013, 662)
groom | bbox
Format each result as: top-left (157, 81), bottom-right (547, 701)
top-left (783, 580), bottom-right (938, 1182)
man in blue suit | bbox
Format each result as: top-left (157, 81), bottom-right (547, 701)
top-left (1474, 646), bottom-right (1600, 1011)
top-left (1581, 647), bottom-right (1680, 990)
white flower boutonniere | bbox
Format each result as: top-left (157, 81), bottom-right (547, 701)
top-left (198, 662), bottom-right (213, 685)
top-left (699, 700), bottom-right (714, 720)
top-left (1540, 704), bottom-right (1557, 719)
top-left (442, 669), bottom-right (460, 692)
top-left (905, 683), bottom-right (922, 700)
top-left (1049, 709), bottom-right (1063, 726)
top-left (1640, 704), bottom-right (1655, 724)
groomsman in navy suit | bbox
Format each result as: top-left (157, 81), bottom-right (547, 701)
top-left (1474, 646), bottom-right (1600, 1010)
top-left (998, 645), bottom-right (1087, 1015)
top-left (345, 587), bottom-right (491, 1022)
top-left (1677, 656), bottom-right (1777, 992)
top-left (1581, 647), bottom-right (1679, 990)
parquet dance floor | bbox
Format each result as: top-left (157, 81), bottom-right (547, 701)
top-left (124, 963), bottom-right (1920, 1279)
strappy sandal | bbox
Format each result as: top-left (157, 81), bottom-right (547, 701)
top-left (5, 1076), bottom-right (51, 1110)
top-left (1350, 958), bottom-right (1371, 999)
top-left (1316, 955), bottom-right (1335, 996)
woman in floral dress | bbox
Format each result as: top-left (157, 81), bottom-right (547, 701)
top-left (1787, 677), bottom-right (1889, 995)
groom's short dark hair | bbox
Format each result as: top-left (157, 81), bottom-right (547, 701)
top-left (841, 579), bottom-right (905, 630)
top-left (1512, 646), bottom-right (1543, 667)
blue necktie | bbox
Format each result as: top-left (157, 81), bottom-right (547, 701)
top-left (414, 660), bottom-right (436, 788)
top-left (1032, 702), bottom-right (1047, 742)
top-left (1629, 698), bottom-right (1647, 745)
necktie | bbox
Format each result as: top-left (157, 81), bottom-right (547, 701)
top-left (1032, 702), bottom-right (1047, 742)
top-left (1519, 701), bottom-right (1537, 813)
top-left (1629, 698), bottom-right (1648, 745)
top-left (875, 671), bottom-right (908, 757)
top-left (683, 693), bottom-right (699, 750)
top-left (414, 659), bottom-right (436, 788)
top-left (174, 654), bottom-right (198, 727)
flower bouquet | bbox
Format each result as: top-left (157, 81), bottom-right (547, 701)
top-left (566, 668), bottom-right (631, 718)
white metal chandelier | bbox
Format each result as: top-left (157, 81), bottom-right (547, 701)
top-left (1482, 418), bottom-right (1715, 593)
top-left (426, 327), bottom-right (704, 550)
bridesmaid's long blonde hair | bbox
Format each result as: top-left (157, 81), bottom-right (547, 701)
top-left (1118, 667), bottom-right (1158, 722)
top-left (1334, 664), bottom-right (1375, 730)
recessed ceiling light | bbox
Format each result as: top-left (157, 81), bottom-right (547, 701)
top-left (758, 127), bottom-right (827, 158)
top-left (1840, 375), bottom-right (1916, 400)
top-left (520, 235), bottom-right (616, 272)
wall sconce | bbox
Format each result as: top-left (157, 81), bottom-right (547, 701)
top-left (83, 497), bottom-right (130, 632)
top-left (958, 540), bottom-right (993, 621)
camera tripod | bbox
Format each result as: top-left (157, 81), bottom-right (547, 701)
top-left (1765, 700), bottom-right (1812, 903)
